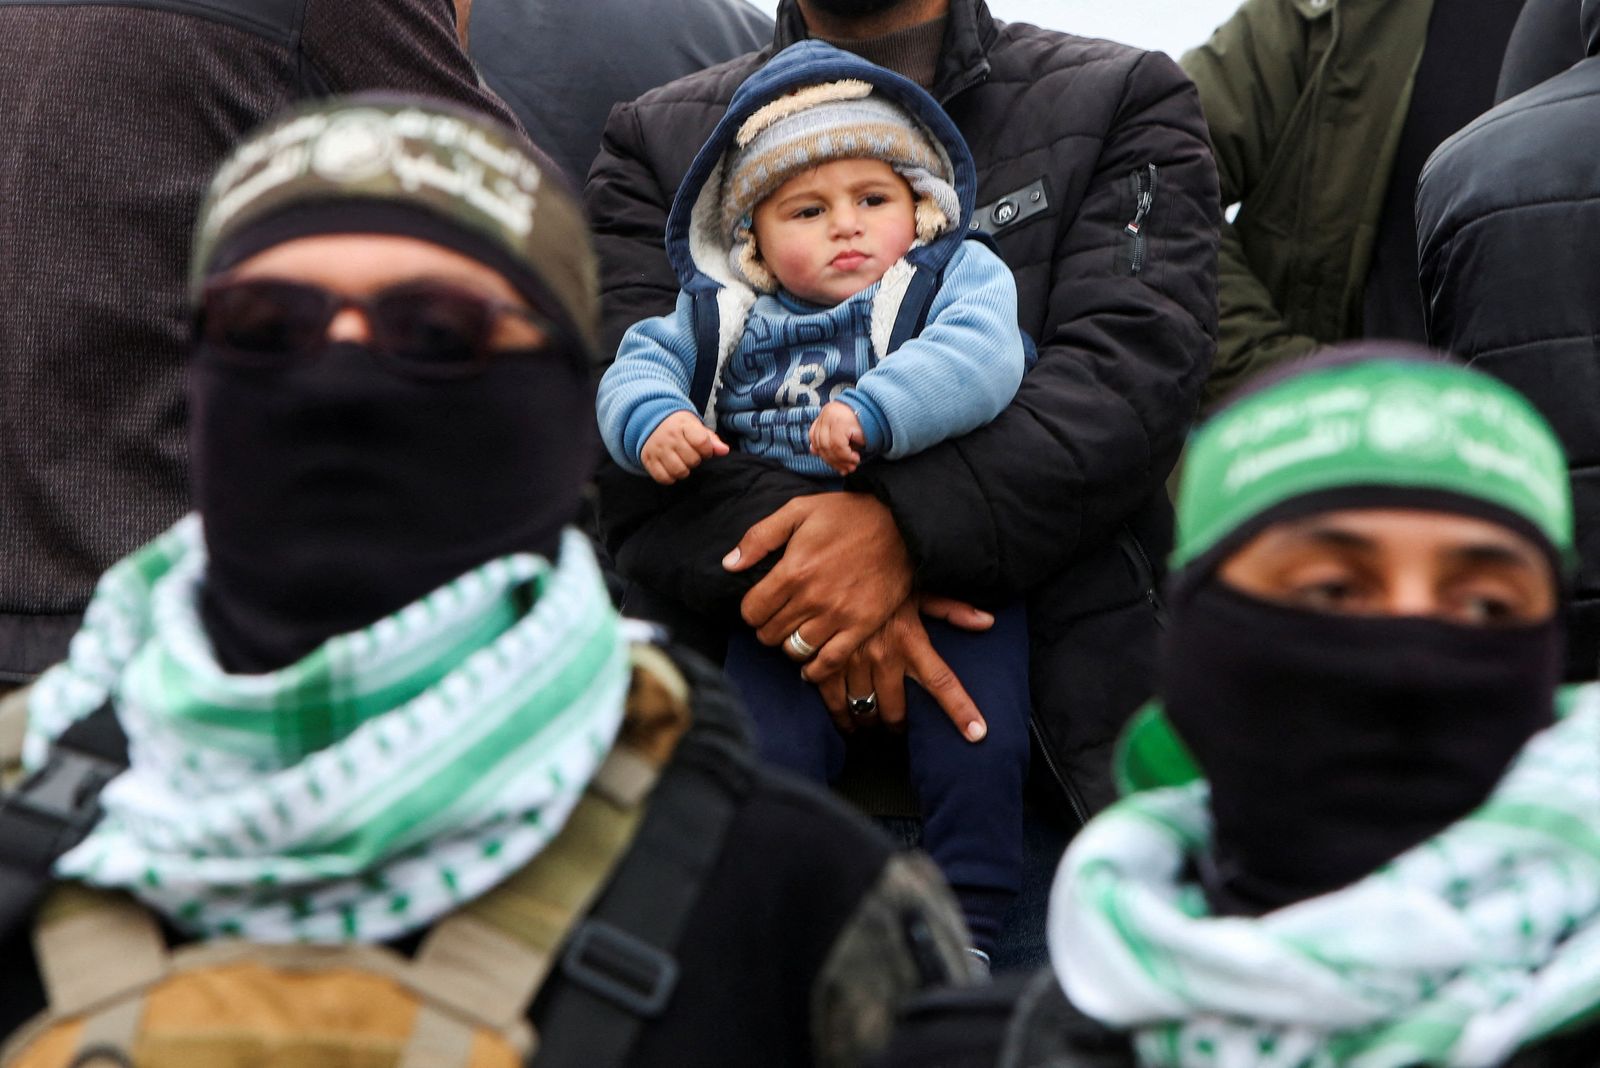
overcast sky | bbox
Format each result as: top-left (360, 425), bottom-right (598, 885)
top-left (744, 0), bottom-right (1242, 59)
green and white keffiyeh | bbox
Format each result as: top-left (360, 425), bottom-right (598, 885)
top-left (25, 517), bottom-right (630, 944)
top-left (1049, 692), bottom-right (1600, 1068)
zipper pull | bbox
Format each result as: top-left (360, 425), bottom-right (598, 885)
top-left (1124, 164), bottom-right (1156, 236)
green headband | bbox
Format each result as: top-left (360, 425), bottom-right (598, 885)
top-left (190, 97), bottom-right (599, 356)
top-left (1174, 359), bottom-right (1574, 570)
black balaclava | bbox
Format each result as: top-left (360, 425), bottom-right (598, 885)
top-left (1160, 346), bottom-right (1574, 916)
top-left (190, 339), bottom-right (595, 674)
top-left (187, 97), bottom-right (602, 674)
top-left (1164, 581), bottom-right (1561, 916)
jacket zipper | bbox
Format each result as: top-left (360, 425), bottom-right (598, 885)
top-left (1030, 717), bottom-right (1090, 827)
top-left (1124, 164), bottom-right (1158, 275)
top-left (1120, 526), bottom-right (1167, 630)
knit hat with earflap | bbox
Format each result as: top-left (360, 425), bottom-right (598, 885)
top-left (721, 79), bottom-right (960, 292)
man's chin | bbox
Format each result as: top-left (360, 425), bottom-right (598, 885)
top-left (802, 0), bottom-right (915, 19)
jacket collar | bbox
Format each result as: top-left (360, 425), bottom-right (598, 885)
top-left (773, 0), bottom-right (995, 102)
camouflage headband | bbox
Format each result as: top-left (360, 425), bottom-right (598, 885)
top-left (1175, 357), bottom-right (1575, 570)
top-left (190, 95), bottom-right (600, 358)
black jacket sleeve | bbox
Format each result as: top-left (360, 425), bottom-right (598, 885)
top-left (850, 53), bottom-right (1218, 601)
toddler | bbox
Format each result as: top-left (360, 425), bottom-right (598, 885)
top-left (596, 41), bottom-right (1029, 959)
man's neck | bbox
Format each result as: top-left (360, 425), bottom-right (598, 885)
top-left (795, 0), bottom-right (949, 41)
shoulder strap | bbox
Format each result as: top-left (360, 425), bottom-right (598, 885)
top-left (885, 263), bottom-right (943, 356)
top-left (884, 232), bottom-right (1005, 355)
top-left (33, 884), bottom-right (166, 1016)
top-left (529, 645), bottom-right (755, 1067)
top-left (887, 236), bottom-right (1038, 366)
top-left (687, 292), bottom-right (724, 419)
top-left (400, 642), bottom-right (702, 1063)
top-left (0, 686), bottom-right (29, 776)
top-left (405, 744), bottom-right (661, 1032)
top-left (0, 702), bottom-right (126, 943)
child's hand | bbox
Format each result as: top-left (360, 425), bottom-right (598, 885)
top-left (810, 401), bottom-right (866, 475)
top-left (641, 411), bottom-right (729, 484)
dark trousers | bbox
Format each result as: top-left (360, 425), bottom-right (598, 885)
top-left (723, 604), bottom-right (1030, 947)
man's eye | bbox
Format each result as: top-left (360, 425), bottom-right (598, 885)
top-left (1458, 596), bottom-right (1516, 624)
top-left (1451, 585), bottom-right (1530, 625)
top-left (1291, 579), bottom-right (1364, 611)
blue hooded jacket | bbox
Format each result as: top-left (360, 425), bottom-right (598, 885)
top-left (596, 41), bottom-right (1025, 478)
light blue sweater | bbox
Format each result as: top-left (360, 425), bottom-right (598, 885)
top-left (598, 240), bottom-right (1025, 479)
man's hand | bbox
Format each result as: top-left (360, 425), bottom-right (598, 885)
top-left (640, 411), bottom-right (729, 484)
top-left (723, 493), bottom-right (912, 676)
top-left (810, 401), bottom-right (867, 475)
top-left (815, 595), bottom-right (993, 741)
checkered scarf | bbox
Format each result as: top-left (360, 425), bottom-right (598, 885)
top-left (1049, 692), bottom-right (1600, 1067)
top-left (25, 518), bottom-right (629, 944)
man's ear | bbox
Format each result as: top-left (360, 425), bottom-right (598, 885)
top-left (452, 0), bottom-right (473, 50)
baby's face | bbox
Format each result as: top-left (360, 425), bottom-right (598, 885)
top-left (751, 158), bottom-right (917, 306)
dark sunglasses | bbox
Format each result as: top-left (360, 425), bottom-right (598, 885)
top-left (197, 276), bottom-right (551, 379)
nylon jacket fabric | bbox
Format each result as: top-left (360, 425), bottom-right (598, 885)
top-left (586, 0), bottom-right (1219, 820)
top-left (1181, 0), bottom-right (1434, 408)
top-left (1496, 0), bottom-right (1584, 102)
top-left (466, 0), bottom-right (770, 188)
top-left (1417, 9), bottom-right (1600, 679)
top-left (0, 0), bottom-right (520, 684)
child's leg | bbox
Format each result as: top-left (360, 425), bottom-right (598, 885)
top-left (723, 627), bottom-right (846, 782)
top-left (903, 603), bottom-right (1030, 957)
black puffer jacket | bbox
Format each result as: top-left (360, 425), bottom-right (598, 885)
top-left (586, 0), bottom-right (1219, 821)
top-left (1418, 1), bottom-right (1600, 680)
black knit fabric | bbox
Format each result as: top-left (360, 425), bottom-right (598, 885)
top-left (0, 0), bottom-right (519, 682)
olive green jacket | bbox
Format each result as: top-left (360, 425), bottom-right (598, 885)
top-left (1182, 0), bottom-right (1434, 408)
